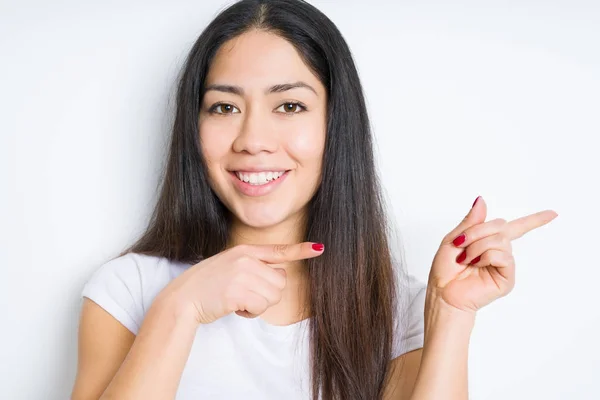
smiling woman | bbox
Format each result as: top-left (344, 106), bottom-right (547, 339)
top-left (73, 1), bottom-right (412, 398)
top-left (71, 1), bottom-right (557, 400)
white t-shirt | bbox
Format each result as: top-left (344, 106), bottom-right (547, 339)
top-left (81, 252), bottom-right (426, 399)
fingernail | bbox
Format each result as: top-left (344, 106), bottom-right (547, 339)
top-left (312, 243), bottom-right (324, 252)
top-left (472, 196), bottom-right (480, 208)
top-left (452, 234), bottom-right (466, 247)
top-left (470, 256), bottom-right (481, 264)
top-left (456, 250), bottom-right (467, 263)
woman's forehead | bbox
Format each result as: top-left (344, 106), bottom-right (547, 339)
top-left (206, 30), bottom-right (323, 94)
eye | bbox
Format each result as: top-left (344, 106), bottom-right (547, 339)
top-left (209, 103), bottom-right (240, 115)
top-left (275, 102), bottom-right (307, 114)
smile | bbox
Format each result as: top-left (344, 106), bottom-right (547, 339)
top-left (234, 171), bottom-right (286, 186)
top-left (229, 170), bottom-right (291, 197)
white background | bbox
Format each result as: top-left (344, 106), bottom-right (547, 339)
top-left (1, 0), bottom-right (598, 399)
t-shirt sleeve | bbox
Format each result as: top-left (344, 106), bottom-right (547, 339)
top-left (392, 274), bottom-right (427, 359)
top-left (81, 254), bottom-right (145, 335)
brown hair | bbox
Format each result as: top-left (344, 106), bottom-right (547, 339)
top-left (119, 1), bottom-right (402, 398)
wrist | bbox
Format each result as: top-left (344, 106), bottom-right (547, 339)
top-left (423, 287), bottom-right (476, 343)
top-left (152, 290), bottom-right (199, 328)
top-left (411, 287), bottom-right (473, 400)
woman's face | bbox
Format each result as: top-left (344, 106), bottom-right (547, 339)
top-left (199, 30), bottom-right (327, 229)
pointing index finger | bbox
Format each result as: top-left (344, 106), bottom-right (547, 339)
top-left (246, 242), bottom-right (325, 264)
top-left (505, 210), bottom-right (558, 240)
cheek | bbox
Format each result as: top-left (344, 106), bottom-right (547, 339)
top-left (199, 125), bottom-right (234, 194)
top-left (199, 122), bottom-right (232, 165)
top-left (285, 123), bottom-right (326, 166)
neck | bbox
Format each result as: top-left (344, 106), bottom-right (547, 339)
top-left (226, 210), bottom-right (306, 247)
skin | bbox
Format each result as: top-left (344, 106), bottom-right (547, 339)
top-left (198, 30), bottom-right (328, 325)
top-left (199, 30), bottom-right (327, 235)
top-left (71, 29), bottom-right (558, 400)
top-left (404, 198), bottom-right (557, 399)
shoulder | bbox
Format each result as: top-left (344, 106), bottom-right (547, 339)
top-left (81, 253), bottom-right (191, 334)
top-left (392, 273), bottom-right (427, 359)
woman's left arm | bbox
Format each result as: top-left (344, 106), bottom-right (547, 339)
top-left (384, 196), bottom-right (557, 400)
top-left (383, 289), bottom-right (473, 400)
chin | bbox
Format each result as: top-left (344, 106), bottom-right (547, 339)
top-left (235, 204), bottom-right (287, 228)
top-left (234, 203), bottom-right (293, 229)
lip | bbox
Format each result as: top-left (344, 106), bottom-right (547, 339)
top-left (229, 170), bottom-right (290, 197)
top-left (229, 167), bottom-right (289, 173)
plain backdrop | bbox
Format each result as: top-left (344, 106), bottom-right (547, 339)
top-left (1, 0), bottom-right (598, 399)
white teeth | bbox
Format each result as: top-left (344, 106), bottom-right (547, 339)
top-left (235, 171), bottom-right (285, 185)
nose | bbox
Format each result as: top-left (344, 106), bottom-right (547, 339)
top-left (232, 106), bottom-right (278, 155)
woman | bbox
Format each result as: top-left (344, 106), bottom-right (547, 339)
top-left (71, 0), bottom-right (557, 399)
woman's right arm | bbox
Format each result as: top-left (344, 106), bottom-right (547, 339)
top-left (71, 293), bottom-right (198, 400)
top-left (71, 242), bottom-right (323, 399)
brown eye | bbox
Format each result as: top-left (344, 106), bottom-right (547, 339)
top-left (285, 103), bottom-right (298, 112)
top-left (210, 103), bottom-right (240, 114)
top-left (275, 102), bottom-right (306, 114)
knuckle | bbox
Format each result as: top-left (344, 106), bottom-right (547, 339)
top-left (479, 252), bottom-right (488, 264)
top-left (265, 288), bottom-right (282, 305)
top-left (497, 219), bottom-right (509, 234)
top-left (508, 254), bottom-right (516, 266)
top-left (494, 234), bottom-right (504, 245)
top-left (235, 255), bottom-right (253, 268)
top-left (277, 275), bottom-right (287, 289)
top-left (442, 232), bottom-right (457, 245)
top-left (270, 270), bottom-right (287, 289)
top-left (488, 251), bottom-right (499, 264)
top-left (251, 297), bottom-right (267, 312)
top-left (232, 270), bottom-right (248, 284)
top-left (273, 244), bottom-right (289, 256)
top-left (493, 232), bottom-right (509, 248)
top-left (258, 303), bottom-right (269, 314)
top-left (223, 292), bottom-right (239, 311)
top-left (501, 235), bottom-right (511, 248)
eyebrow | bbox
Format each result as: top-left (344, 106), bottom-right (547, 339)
top-left (203, 81), bottom-right (318, 96)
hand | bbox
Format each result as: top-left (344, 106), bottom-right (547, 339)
top-left (159, 242), bottom-right (324, 325)
top-left (428, 196), bottom-right (558, 314)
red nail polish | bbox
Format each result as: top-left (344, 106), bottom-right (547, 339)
top-left (472, 196), bottom-right (480, 208)
top-left (312, 243), bottom-right (324, 251)
top-left (452, 234), bottom-right (466, 247)
top-left (456, 251), bottom-right (467, 263)
top-left (470, 256), bottom-right (481, 264)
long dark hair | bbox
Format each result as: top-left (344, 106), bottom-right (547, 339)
top-left (119, 0), bottom-right (400, 398)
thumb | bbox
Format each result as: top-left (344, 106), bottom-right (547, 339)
top-left (442, 196), bottom-right (487, 245)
